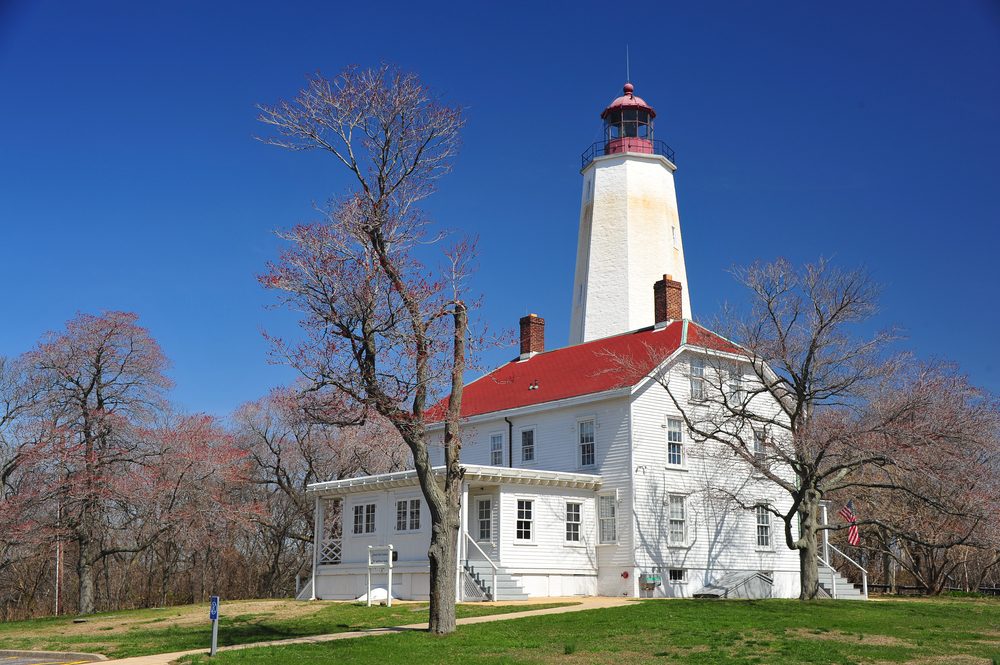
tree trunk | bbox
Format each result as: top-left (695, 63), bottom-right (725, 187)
top-left (77, 546), bottom-right (96, 615)
top-left (426, 515), bottom-right (459, 635)
top-left (797, 492), bottom-right (822, 600)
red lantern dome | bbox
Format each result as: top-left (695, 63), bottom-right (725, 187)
top-left (601, 82), bottom-right (657, 120)
top-left (601, 82), bottom-right (655, 156)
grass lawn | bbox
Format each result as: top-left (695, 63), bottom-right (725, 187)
top-left (0, 598), bottom-right (575, 659)
top-left (182, 597), bottom-right (1000, 665)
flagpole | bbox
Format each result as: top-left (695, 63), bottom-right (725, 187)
top-left (55, 498), bottom-right (61, 616)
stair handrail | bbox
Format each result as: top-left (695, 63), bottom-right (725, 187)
top-left (828, 543), bottom-right (869, 599)
top-left (817, 554), bottom-right (838, 599)
top-left (465, 533), bottom-right (498, 600)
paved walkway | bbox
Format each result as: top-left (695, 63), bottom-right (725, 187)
top-left (102, 597), bottom-right (632, 665)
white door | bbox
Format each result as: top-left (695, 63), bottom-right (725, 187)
top-left (469, 495), bottom-right (498, 560)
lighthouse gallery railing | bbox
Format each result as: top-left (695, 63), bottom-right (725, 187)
top-left (581, 139), bottom-right (676, 169)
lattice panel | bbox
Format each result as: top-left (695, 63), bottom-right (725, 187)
top-left (320, 538), bottom-right (342, 565)
top-left (461, 571), bottom-right (489, 601)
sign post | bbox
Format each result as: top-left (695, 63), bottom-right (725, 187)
top-left (209, 595), bottom-right (219, 656)
top-left (366, 544), bottom-right (394, 607)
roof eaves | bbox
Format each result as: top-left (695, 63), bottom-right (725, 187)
top-left (426, 385), bottom-right (633, 431)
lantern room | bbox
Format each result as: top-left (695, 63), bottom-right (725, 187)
top-left (601, 82), bottom-right (655, 155)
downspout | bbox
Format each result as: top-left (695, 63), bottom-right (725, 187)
top-left (504, 416), bottom-right (514, 468)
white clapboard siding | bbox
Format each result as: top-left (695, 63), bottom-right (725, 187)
top-left (497, 484), bottom-right (597, 573)
top-left (627, 350), bottom-right (800, 591)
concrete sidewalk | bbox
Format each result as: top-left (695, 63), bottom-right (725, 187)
top-left (102, 597), bottom-right (632, 665)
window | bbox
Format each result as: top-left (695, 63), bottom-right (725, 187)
top-left (353, 503), bottom-right (376, 535)
top-left (690, 358), bottom-right (705, 401)
top-left (668, 569), bottom-right (686, 583)
top-left (516, 499), bottom-right (533, 541)
top-left (521, 428), bottom-right (535, 462)
top-left (667, 418), bottom-right (683, 466)
top-left (579, 419), bottom-right (596, 467)
top-left (490, 433), bottom-right (503, 466)
top-left (668, 495), bottom-right (686, 545)
top-left (756, 504), bottom-right (771, 548)
top-left (753, 431), bottom-right (767, 463)
top-left (395, 498), bottom-right (420, 532)
top-left (477, 498), bottom-right (492, 541)
top-left (598, 494), bottom-right (617, 544)
top-left (727, 367), bottom-right (746, 407)
top-left (565, 502), bottom-right (582, 543)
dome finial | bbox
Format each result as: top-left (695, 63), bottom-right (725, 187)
top-left (623, 82), bottom-right (634, 95)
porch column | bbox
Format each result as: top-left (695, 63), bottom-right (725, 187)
top-left (455, 482), bottom-right (469, 602)
top-left (820, 503), bottom-right (830, 562)
top-left (310, 495), bottom-right (324, 600)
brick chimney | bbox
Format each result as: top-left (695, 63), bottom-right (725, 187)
top-left (654, 275), bottom-right (684, 327)
top-left (519, 314), bottom-right (545, 359)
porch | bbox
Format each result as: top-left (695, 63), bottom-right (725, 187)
top-left (305, 465), bottom-right (603, 602)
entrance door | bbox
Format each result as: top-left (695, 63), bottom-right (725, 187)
top-left (468, 495), bottom-right (498, 561)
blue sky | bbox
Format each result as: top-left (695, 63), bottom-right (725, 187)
top-left (1, 1), bottom-right (998, 415)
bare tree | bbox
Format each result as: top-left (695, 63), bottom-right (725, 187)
top-left (233, 389), bottom-right (407, 595)
top-left (257, 65), bottom-right (471, 633)
top-left (27, 311), bottom-right (173, 614)
top-left (633, 258), bottom-right (990, 599)
top-left (846, 370), bottom-right (1000, 593)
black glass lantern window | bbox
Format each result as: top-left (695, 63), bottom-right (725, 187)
top-left (605, 108), bottom-right (653, 141)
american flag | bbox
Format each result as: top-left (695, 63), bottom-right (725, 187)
top-left (839, 501), bottom-right (861, 546)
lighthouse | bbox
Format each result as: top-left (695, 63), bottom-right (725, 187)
top-left (568, 83), bottom-right (691, 344)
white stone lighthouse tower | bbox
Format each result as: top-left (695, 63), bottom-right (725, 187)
top-left (568, 83), bottom-right (691, 344)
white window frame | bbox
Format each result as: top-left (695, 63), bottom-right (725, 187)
top-left (667, 568), bottom-right (687, 584)
top-left (489, 432), bottom-right (504, 466)
top-left (727, 365), bottom-right (746, 407)
top-left (755, 503), bottom-right (772, 550)
top-left (666, 418), bottom-right (684, 466)
top-left (565, 501), bottom-right (582, 545)
top-left (515, 497), bottom-right (534, 543)
top-left (690, 357), bottom-right (705, 402)
top-left (352, 502), bottom-right (377, 536)
top-left (598, 493), bottom-right (617, 544)
top-left (475, 497), bottom-right (493, 542)
top-left (394, 497), bottom-right (421, 533)
top-left (578, 417), bottom-right (596, 468)
top-left (520, 426), bottom-right (536, 463)
top-left (753, 430), bottom-right (767, 462)
top-left (667, 494), bottom-right (687, 547)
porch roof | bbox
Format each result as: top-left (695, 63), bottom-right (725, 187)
top-left (307, 464), bottom-right (603, 496)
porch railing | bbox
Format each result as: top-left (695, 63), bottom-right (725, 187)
top-left (818, 554), bottom-right (838, 598)
top-left (829, 543), bottom-right (869, 599)
top-left (464, 533), bottom-right (498, 601)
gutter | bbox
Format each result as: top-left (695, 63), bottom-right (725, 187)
top-left (504, 416), bottom-right (514, 468)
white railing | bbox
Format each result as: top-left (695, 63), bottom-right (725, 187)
top-left (829, 543), bottom-right (869, 599)
top-left (819, 502), bottom-right (869, 600)
top-left (464, 533), bottom-right (498, 601)
top-left (818, 554), bottom-right (838, 598)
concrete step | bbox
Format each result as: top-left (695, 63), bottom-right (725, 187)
top-left (465, 560), bottom-right (527, 601)
top-left (819, 569), bottom-right (867, 600)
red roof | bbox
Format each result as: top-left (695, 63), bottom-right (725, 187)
top-left (429, 321), bottom-right (741, 422)
top-left (602, 82), bottom-right (657, 119)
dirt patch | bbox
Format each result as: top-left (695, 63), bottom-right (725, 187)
top-left (874, 657), bottom-right (994, 665)
top-left (788, 627), bottom-right (914, 648)
top-left (11, 600), bottom-right (327, 638)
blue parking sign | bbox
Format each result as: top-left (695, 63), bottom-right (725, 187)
top-left (209, 596), bottom-right (219, 621)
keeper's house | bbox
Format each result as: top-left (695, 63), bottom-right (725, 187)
top-left (303, 81), bottom-right (813, 601)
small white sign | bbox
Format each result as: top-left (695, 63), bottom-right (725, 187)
top-left (367, 545), bottom-right (394, 607)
